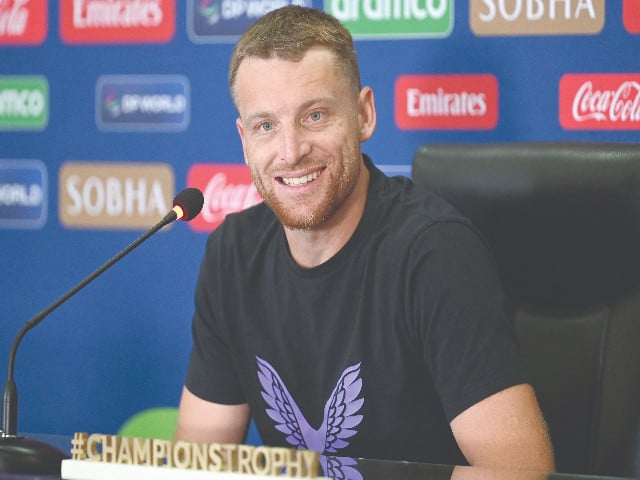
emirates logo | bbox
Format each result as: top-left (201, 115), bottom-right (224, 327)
top-left (60, 0), bottom-right (175, 44)
top-left (395, 74), bottom-right (498, 130)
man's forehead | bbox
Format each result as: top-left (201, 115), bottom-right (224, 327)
top-left (236, 46), bottom-right (337, 73)
top-left (235, 49), bottom-right (343, 97)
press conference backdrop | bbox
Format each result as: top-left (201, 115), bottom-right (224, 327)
top-left (1, 1), bottom-right (639, 437)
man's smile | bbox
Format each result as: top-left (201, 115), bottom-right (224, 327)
top-left (278, 168), bottom-right (323, 186)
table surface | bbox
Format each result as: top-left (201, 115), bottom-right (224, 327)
top-left (0, 434), bottom-right (635, 480)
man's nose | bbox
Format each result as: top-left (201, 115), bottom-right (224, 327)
top-left (279, 123), bottom-right (312, 165)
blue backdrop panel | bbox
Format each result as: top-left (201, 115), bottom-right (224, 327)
top-left (0, 1), bottom-right (638, 437)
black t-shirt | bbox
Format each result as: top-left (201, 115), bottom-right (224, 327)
top-left (185, 155), bottom-right (527, 465)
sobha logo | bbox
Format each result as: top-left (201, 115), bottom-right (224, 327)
top-left (469, 0), bottom-right (604, 36)
top-left (59, 162), bottom-right (175, 230)
top-left (325, 0), bottom-right (452, 38)
top-left (0, 76), bottom-right (48, 130)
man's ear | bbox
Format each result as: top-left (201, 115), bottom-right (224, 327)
top-left (358, 86), bottom-right (377, 142)
top-left (236, 117), bottom-right (249, 165)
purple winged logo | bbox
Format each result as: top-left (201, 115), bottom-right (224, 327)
top-left (256, 356), bottom-right (364, 454)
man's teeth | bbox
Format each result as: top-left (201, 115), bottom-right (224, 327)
top-left (281, 171), bottom-right (319, 186)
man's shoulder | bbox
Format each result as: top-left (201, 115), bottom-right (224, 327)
top-left (205, 201), bottom-right (279, 252)
top-left (375, 171), bottom-right (474, 236)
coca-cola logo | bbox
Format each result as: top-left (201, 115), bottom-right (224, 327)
top-left (560, 74), bottom-right (640, 130)
top-left (0, 0), bottom-right (47, 45)
top-left (187, 164), bottom-right (263, 232)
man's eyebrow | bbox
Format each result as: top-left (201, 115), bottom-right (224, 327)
top-left (241, 96), bottom-right (338, 125)
top-left (300, 96), bottom-right (337, 110)
top-left (243, 111), bottom-right (272, 125)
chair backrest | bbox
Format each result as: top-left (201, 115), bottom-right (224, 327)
top-left (412, 142), bottom-right (640, 478)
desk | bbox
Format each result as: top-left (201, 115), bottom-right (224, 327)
top-left (0, 435), bottom-right (635, 480)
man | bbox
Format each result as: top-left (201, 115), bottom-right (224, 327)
top-left (176, 5), bottom-right (555, 472)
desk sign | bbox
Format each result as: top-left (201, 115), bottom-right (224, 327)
top-left (61, 433), bottom-right (330, 480)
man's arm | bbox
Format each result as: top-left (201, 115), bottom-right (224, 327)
top-left (450, 384), bottom-right (555, 472)
top-left (175, 386), bottom-right (250, 443)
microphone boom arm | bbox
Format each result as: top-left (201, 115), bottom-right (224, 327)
top-left (1, 210), bottom-right (177, 437)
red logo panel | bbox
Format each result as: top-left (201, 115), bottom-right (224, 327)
top-left (394, 74), bottom-right (498, 130)
top-left (623, 0), bottom-right (640, 33)
top-left (559, 73), bottom-right (640, 130)
top-left (60, 0), bottom-right (175, 44)
top-left (187, 164), bottom-right (263, 232)
top-left (0, 0), bottom-right (47, 45)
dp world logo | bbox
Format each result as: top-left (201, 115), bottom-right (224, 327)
top-left (103, 91), bottom-right (122, 117)
top-left (96, 75), bottom-right (190, 131)
top-left (188, 0), bottom-right (312, 43)
top-left (0, 159), bottom-right (48, 229)
top-left (198, 0), bottom-right (221, 25)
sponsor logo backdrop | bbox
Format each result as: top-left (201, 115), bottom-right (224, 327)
top-left (0, 0), bottom-right (638, 437)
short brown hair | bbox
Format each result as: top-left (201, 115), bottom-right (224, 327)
top-left (229, 6), bottom-right (361, 104)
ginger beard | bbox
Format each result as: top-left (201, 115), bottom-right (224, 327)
top-left (248, 137), bottom-right (363, 231)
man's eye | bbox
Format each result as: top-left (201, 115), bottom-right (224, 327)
top-left (260, 122), bottom-right (273, 132)
top-left (309, 111), bottom-right (323, 121)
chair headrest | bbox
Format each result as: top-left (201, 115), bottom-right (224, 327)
top-left (412, 142), bottom-right (640, 310)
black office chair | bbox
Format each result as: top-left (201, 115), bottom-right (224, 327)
top-left (412, 142), bottom-right (640, 478)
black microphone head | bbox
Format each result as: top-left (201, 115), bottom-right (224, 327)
top-left (173, 188), bottom-right (204, 221)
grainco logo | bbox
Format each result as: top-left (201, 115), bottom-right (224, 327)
top-left (188, 0), bottom-right (311, 42)
top-left (59, 162), bottom-right (175, 230)
top-left (0, 0), bottom-right (47, 45)
top-left (395, 74), bottom-right (498, 130)
top-left (187, 164), bottom-right (262, 232)
top-left (96, 75), bottom-right (189, 131)
top-left (0, 76), bottom-right (48, 130)
top-left (560, 73), bottom-right (640, 130)
top-left (60, 0), bottom-right (175, 44)
top-left (470, 0), bottom-right (604, 36)
top-left (326, 0), bottom-right (452, 38)
top-left (623, 0), bottom-right (640, 33)
top-left (0, 159), bottom-right (47, 229)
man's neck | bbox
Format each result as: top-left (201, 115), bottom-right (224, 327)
top-left (284, 165), bottom-right (370, 268)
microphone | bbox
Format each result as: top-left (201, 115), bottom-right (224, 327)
top-left (0, 187), bottom-right (204, 475)
top-left (171, 187), bottom-right (204, 222)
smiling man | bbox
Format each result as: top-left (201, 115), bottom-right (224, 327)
top-left (176, 5), bottom-right (555, 472)
top-left (233, 45), bottom-right (372, 259)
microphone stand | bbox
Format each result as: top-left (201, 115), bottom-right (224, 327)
top-left (0, 210), bottom-right (178, 475)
